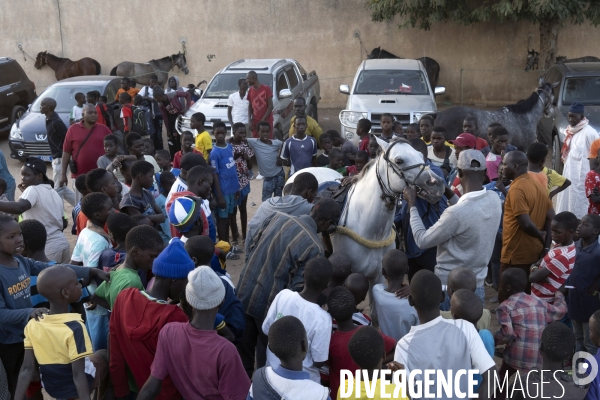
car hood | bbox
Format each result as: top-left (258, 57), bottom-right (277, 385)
top-left (185, 98), bottom-right (228, 119)
top-left (16, 111), bottom-right (70, 140)
top-left (347, 94), bottom-right (436, 112)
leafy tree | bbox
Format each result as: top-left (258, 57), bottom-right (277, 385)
top-left (367, 0), bottom-right (600, 70)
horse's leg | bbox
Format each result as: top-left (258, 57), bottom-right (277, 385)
top-left (368, 273), bottom-right (385, 326)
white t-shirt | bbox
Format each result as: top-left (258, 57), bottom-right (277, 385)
top-left (70, 105), bottom-right (83, 122)
top-left (20, 184), bottom-right (69, 251)
top-left (262, 289), bottom-right (332, 382)
top-left (71, 228), bottom-right (111, 294)
top-left (227, 91), bottom-right (249, 124)
top-left (427, 146), bottom-right (457, 169)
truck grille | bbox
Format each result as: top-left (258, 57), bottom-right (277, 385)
top-left (22, 142), bottom-right (51, 156)
top-left (370, 113), bottom-right (411, 134)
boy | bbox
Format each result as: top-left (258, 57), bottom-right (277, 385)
top-left (142, 137), bottom-right (155, 157)
top-left (527, 141), bottom-right (572, 198)
top-left (133, 94), bottom-right (155, 138)
top-left (483, 125), bottom-right (509, 182)
top-left (315, 133), bottom-right (333, 167)
top-left (262, 257), bottom-right (333, 382)
top-left (380, 113), bottom-right (394, 142)
top-left (229, 123), bottom-right (254, 244)
top-left (372, 249), bottom-right (419, 341)
top-left (98, 212), bottom-right (133, 273)
top-left (462, 116), bottom-right (489, 150)
top-left (119, 92), bottom-right (134, 134)
top-left (247, 120), bottom-right (284, 201)
top-left (440, 267), bottom-right (492, 329)
top-left (120, 160), bottom-right (165, 227)
top-left (325, 148), bottom-right (348, 176)
top-left (185, 235), bottom-right (245, 339)
top-left (419, 114), bottom-right (434, 145)
top-left (320, 252), bottom-right (352, 304)
top-left (392, 270), bottom-right (495, 398)
top-left (172, 131), bottom-right (201, 169)
top-left (340, 326), bottom-right (406, 400)
top-left (393, 121), bottom-right (405, 139)
top-left (154, 149), bottom-right (180, 193)
top-left (123, 132), bottom-right (161, 173)
top-left (191, 112), bottom-right (212, 162)
top-left (343, 273), bottom-right (372, 326)
top-left (97, 134), bottom-right (126, 183)
top-left (72, 174), bottom-right (89, 235)
top-left (530, 211), bottom-right (577, 302)
top-left (328, 287), bottom-right (396, 399)
top-left (367, 136), bottom-right (379, 159)
top-left (405, 123), bottom-right (420, 139)
top-left (495, 268), bottom-right (567, 389)
top-left (566, 214), bottom-right (600, 355)
top-left (356, 118), bottom-right (372, 152)
top-left (137, 267), bottom-right (250, 399)
top-left (427, 126), bottom-right (456, 177)
top-left (210, 121), bottom-right (240, 242)
top-left (482, 122), bottom-right (518, 154)
top-left (71, 192), bottom-right (115, 350)
top-left (20, 220), bottom-right (54, 309)
top-left (328, 129), bottom-right (357, 164)
top-left (248, 316), bottom-right (330, 400)
top-left (281, 115), bottom-right (318, 176)
top-left (155, 171), bottom-right (175, 242)
top-left (13, 265), bottom-right (107, 400)
top-left (92, 225), bottom-right (164, 310)
top-left (109, 238), bottom-right (194, 400)
top-left (69, 92), bottom-right (85, 125)
top-left (347, 151), bottom-right (368, 176)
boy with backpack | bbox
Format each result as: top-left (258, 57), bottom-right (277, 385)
top-left (133, 94), bottom-right (153, 138)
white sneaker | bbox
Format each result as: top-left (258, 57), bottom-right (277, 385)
top-left (256, 173), bottom-right (264, 180)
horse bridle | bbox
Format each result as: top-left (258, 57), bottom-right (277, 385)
top-left (376, 139), bottom-right (428, 202)
top-left (536, 85), bottom-right (554, 116)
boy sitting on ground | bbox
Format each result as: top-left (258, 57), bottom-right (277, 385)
top-left (372, 249), bottom-right (419, 341)
top-left (343, 273), bottom-right (372, 326)
top-left (262, 257), bottom-right (333, 382)
top-left (14, 265), bottom-right (108, 400)
top-left (327, 286), bottom-right (396, 399)
top-left (137, 267), bottom-right (250, 399)
top-left (92, 225), bottom-right (164, 310)
top-left (248, 316), bottom-right (330, 400)
top-left (530, 211), bottom-right (577, 303)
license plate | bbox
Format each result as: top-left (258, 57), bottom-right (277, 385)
top-left (39, 156), bottom-right (53, 162)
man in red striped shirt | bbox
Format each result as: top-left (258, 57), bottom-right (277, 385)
top-left (530, 211), bottom-right (578, 302)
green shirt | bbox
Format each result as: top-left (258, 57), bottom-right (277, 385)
top-left (95, 267), bottom-right (143, 309)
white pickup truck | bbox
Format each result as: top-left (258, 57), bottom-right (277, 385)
top-left (339, 58), bottom-right (445, 147)
top-left (177, 58), bottom-right (320, 139)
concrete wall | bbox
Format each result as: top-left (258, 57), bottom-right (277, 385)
top-left (2, 0), bottom-right (600, 108)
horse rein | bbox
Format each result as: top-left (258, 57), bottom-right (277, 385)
top-left (536, 85), bottom-right (554, 116)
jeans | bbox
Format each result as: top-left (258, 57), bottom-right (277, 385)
top-left (52, 158), bottom-right (76, 207)
top-left (489, 231), bottom-right (502, 290)
top-left (261, 170), bottom-right (285, 201)
top-left (237, 314), bottom-right (268, 378)
top-left (152, 117), bottom-right (164, 151)
top-left (572, 320), bottom-right (599, 356)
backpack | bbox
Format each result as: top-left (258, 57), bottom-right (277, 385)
top-left (131, 106), bottom-right (149, 135)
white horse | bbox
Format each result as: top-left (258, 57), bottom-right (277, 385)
top-left (297, 136), bottom-right (446, 289)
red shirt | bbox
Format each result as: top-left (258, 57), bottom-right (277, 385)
top-left (121, 104), bottom-right (133, 133)
top-left (110, 288), bottom-right (188, 399)
top-left (172, 149), bottom-right (202, 169)
top-left (359, 136), bottom-right (369, 152)
top-left (63, 121), bottom-right (111, 177)
top-left (247, 84), bottom-right (273, 124)
top-left (328, 326), bottom-right (396, 399)
top-left (95, 104), bottom-right (110, 128)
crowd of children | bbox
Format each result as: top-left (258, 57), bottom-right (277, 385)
top-left (3, 87), bottom-right (600, 400)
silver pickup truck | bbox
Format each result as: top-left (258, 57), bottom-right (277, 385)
top-left (177, 58), bottom-right (320, 139)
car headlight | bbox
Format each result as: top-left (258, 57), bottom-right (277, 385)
top-left (9, 124), bottom-right (22, 140)
top-left (340, 111), bottom-right (367, 128)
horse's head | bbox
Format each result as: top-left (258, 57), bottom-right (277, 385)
top-left (374, 136), bottom-right (445, 204)
top-left (537, 77), bottom-right (558, 118)
top-left (174, 52), bottom-right (189, 74)
top-left (525, 50), bottom-right (539, 71)
top-left (34, 51), bottom-right (46, 69)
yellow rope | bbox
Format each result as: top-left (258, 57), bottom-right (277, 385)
top-left (335, 226), bottom-right (396, 249)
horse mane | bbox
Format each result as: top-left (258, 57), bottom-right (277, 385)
top-left (151, 55), bottom-right (173, 63)
top-left (45, 52), bottom-right (65, 62)
top-left (502, 88), bottom-right (544, 114)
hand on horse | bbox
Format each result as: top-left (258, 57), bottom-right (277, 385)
top-left (402, 186), bottom-right (417, 208)
top-left (394, 283), bottom-right (410, 299)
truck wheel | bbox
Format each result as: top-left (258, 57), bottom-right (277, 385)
top-left (306, 103), bottom-right (318, 122)
top-left (11, 106), bottom-right (26, 125)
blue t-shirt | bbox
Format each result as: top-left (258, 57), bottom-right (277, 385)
top-left (567, 239), bottom-right (600, 322)
top-left (281, 135), bottom-right (317, 176)
top-left (210, 144), bottom-right (240, 195)
top-left (216, 273), bottom-right (245, 339)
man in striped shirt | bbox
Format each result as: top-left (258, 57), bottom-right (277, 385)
top-left (236, 198), bottom-right (340, 378)
top-left (530, 212), bottom-right (578, 302)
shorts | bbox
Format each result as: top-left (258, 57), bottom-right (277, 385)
top-left (217, 193), bottom-right (236, 218)
top-left (262, 169), bottom-right (285, 201)
top-left (236, 184), bottom-right (251, 205)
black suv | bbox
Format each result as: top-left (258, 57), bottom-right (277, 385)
top-left (0, 57), bottom-right (37, 133)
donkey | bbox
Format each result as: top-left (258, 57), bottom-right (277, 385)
top-left (434, 78), bottom-right (556, 150)
top-left (525, 49), bottom-right (539, 71)
top-left (110, 52), bottom-right (188, 87)
top-left (34, 51), bottom-right (101, 80)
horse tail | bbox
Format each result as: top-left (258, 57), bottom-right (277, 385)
top-left (110, 65), bottom-right (118, 76)
top-left (93, 60), bottom-right (101, 75)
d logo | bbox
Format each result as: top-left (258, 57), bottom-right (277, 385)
top-left (573, 351), bottom-right (598, 386)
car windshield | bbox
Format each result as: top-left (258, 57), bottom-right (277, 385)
top-left (31, 85), bottom-right (103, 113)
top-left (563, 77), bottom-right (600, 105)
top-left (354, 70), bottom-right (429, 95)
top-left (203, 74), bottom-right (273, 98)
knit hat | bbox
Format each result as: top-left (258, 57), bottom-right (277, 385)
top-left (152, 238), bottom-right (195, 279)
top-left (569, 102), bottom-right (584, 114)
top-left (185, 266), bottom-right (225, 310)
top-left (169, 197), bottom-right (199, 233)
